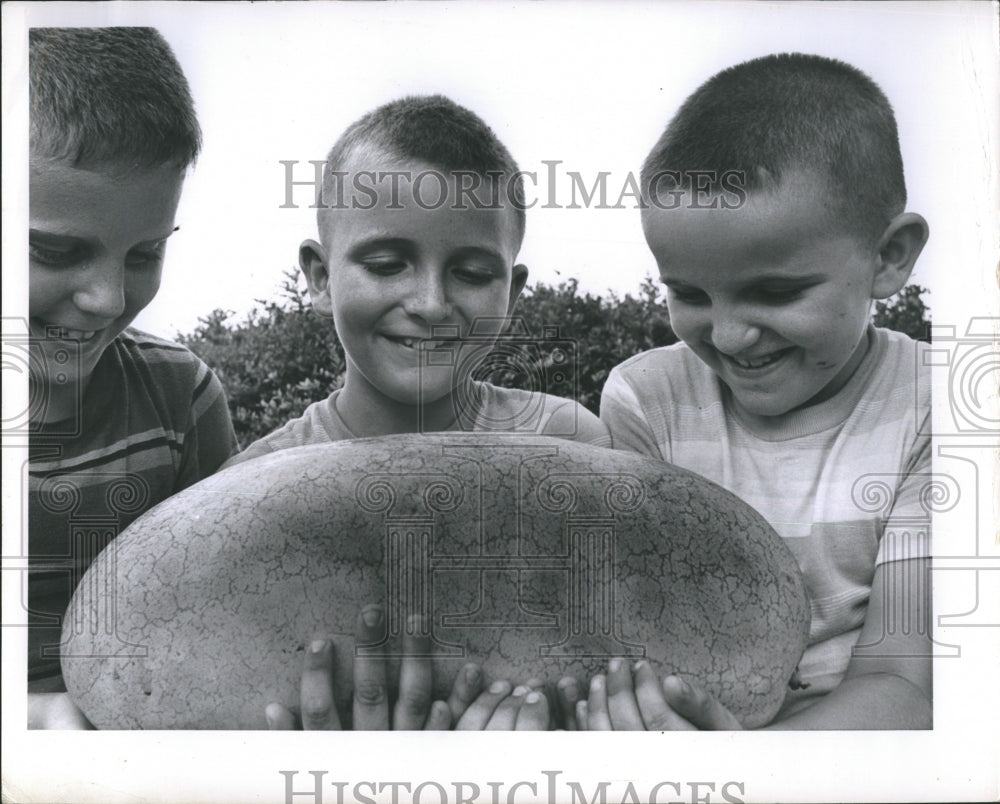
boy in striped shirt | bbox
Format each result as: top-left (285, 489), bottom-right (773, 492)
top-left (591, 53), bottom-right (932, 729)
top-left (27, 28), bottom-right (238, 726)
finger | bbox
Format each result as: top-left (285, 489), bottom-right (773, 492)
top-left (632, 661), bottom-right (694, 730)
top-left (455, 680), bottom-right (513, 730)
top-left (586, 674), bottom-right (613, 730)
top-left (662, 676), bottom-right (743, 730)
top-left (447, 663), bottom-right (485, 725)
top-left (394, 614), bottom-right (434, 730)
top-left (265, 702), bottom-right (297, 730)
top-left (605, 658), bottom-right (645, 730)
top-left (423, 700), bottom-right (452, 731)
top-left (575, 699), bottom-right (589, 731)
top-left (556, 677), bottom-right (581, 731)
top-left (353, 605), bottom-right (390, 730)
top-left (485, 685), bottom-right (529, 730)
top-left (300, 639), bottom-right (342, 730)
top-left (515, 690), bottom-right (550, 731)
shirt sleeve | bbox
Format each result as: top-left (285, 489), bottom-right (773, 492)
top-left (876, 426), bottom-right (933, 566)
top-left (540, 400), bottom-right (611, 448)
top-left (175, 364), bottom-right (240, 492)
top-left (599, 366), bottom-right (665, 459)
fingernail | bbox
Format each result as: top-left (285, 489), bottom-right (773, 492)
top-left (310, 639), bottom-right (328, 653)
top-left (609, 658), bottom-right (622, 673)
top-left (557, 677), bottom-right (576, 690)
top-left (591, 675), bottom-right (604, 691)
top-left (362, 606), bottom-right (382, 627)
top-left (464, 664), bottom-right (481, 684)
top-left (513, 685), bottom-right (528, 697)
top-left (489, 680), bottom-right (510, 694)
top-left (634, 660), bottom-right (646, 672)
top-left (526, 691), bottom-right (542, 704)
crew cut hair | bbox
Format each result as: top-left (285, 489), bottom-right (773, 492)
top-left (322, 94), bottom-right (526, 246)
top-left (30, 27), bottom-right (201, 170)
top-left (641, 53), bottom-right (906, 242)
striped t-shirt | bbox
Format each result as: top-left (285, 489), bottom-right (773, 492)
top-left (28, 329), bottom-right (239, 691)
top-left (600, 326), bottom-right (931, 712)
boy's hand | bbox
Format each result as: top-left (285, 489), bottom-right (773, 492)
top-left (27, 692), bottom-right (95, 730)
top-left (266, 606), bottom-right (454, 730)
top-left (570, 659), bottom-right (742, 731)
top-left (454, 679), bottom-right (550, 731)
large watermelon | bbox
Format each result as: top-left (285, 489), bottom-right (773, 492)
top-left (61, 434), bottom-right (809, 729)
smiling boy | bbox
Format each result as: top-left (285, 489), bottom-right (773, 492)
top-left (229, 95), bottom-right (607, 462)
top-left (27, 28), bottom-right (238, 726)
top-left (596, 53), bottom-right (932, 729)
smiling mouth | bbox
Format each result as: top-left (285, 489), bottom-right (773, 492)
top-left (36, 322), bottom-right (100, 342)
top-left (723, 348), bottom-right (792, 370)
top-left (385, 335), bottom-right (459, 351)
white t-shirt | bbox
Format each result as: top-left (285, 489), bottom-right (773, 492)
top-left (601, 326), bottom-right (931, 710)
top-left (229, 380), bottom-right (610, 466)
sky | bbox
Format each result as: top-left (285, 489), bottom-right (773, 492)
top-left (2, 3), bottom-right (999, 803)
top-left (4, 1), bottom-right (997, 340)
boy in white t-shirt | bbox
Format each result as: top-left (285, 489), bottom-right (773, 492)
top-left (589, 53), bottom-right (932, 729)
top-left (227, 95), bottom-right (607, 468)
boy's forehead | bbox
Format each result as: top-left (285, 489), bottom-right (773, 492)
top-left (318, 152), bottom-right (522, 255)
top-left (30, 158), bottom-right (185, 236)
top-left (642, 169), bottom-right (859, 270)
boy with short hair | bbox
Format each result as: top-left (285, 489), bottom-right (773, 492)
top-left (228, 94), bottom-right (607, 464)
top-left (594, 53), bottom-right (932, 729)
top-left (27, 28), bottom-right (238, 726)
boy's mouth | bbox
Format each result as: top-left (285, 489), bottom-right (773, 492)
top-left (32, 320), bottom-right (99, 342)
top-left (385, 334), bottom-right (459, 351)
top-left (723, 347), bottom-right (793, 371)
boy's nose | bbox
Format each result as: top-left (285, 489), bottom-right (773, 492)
top-left (403, 275), bottom-right (453, 322)
top-left (708, 313), bottom-right (761, 355)
top-left (73, 261), bottom-right (127, 321)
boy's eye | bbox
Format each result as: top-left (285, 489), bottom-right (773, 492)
top-left (453, 265), bottom-right (495, 285)
top-left (29, 242), bottom-right (86, 268)
top-left (361, 259), bottom-right (408, 276)
top-left (125, 242), bottom-right (167, 268)
top-left (752, 286), bottom-right (805, 303)
top-left (668, 286), bottom-right (709, 305)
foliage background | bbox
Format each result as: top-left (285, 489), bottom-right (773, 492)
top-left (178, 274), bottom-right (931, 446)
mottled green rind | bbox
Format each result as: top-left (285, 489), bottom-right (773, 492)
top-left (62, 434), bottom-right (809, 729)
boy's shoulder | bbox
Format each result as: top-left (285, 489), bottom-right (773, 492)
top-left (112, 327), bottom-right (215, 377)
top-left (98, 328), bottom-right (227, 415)
top-left (474, 381), bottom-right (610, 446)
top-left (607, 341), bottom-right (715, 402)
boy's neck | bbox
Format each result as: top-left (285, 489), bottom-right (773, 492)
top-left (335, 375), bottom-right (474, 438)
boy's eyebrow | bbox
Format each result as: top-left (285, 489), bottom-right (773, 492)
top-left (29, 226), bottom-right (182, 245)
top-left (346, 236), bottom-right (415, 257)
top-left (347, 237), bottom-right (506, 266)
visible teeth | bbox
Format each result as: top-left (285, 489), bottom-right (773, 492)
top-left (732, 352), bottom-right (780, 369)
top-left (52, 327), bottom-right (97, 341)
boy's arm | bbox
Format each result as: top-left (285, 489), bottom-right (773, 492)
top-left (587, 556), bottom-right (932, 730)
top-left (27, 693), bottom-right (94, 729)
top-left (599, 368), bottom-right (664, 458)
top-left (540, 401), bottom-right (610, 447)
top-left (175, 366), bottom-right (240, 489)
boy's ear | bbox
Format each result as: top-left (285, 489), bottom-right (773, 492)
top-left (507, 263), bottom-right (529, 314)
top-left (871, 212), bottom-right (929, 299)
top-left (299, 239), bottom-right (333, 316)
